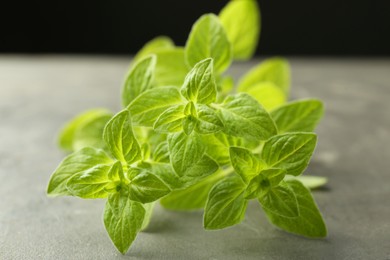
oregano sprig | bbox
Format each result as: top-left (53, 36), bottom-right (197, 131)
top-left (48, 0), bottom-right (327, 255)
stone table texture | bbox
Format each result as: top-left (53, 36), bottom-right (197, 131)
top-left (0, 56), bottom-right (389, 260)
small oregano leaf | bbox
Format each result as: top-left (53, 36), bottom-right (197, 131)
top-left (103, 110), bottom-right (141, 165)
top-left (181, 58), bottom-right (217, 104)
top-left (133, 36), bottom-right (175, 62)
top-left (128, 86), bottom-right (184, 127)
top-left (185, 14), bottom-right (232, 74)
top-left (122, 55), bottom-right (156, 107)
top-left (154, 48), bottom-right (190, 87)
top-left (47, 147), bottom-right (113, 196)
top-left (261, 179), bottom-right (327, 238)
top-left (66, 164), bottom-right (112, 199)
top-left (153, 105), bottom-right (186, 133)
top-left (204, 175), bottom-right (248, 230)
top-left (238, 57), bottom-right (291, 95)
top-left (160, 172), bottom-right (224, 211)
top-left (270, 99), bottom-right (324, 133)
top-left (261, 133), bottom-right (317, 176)
top-left (285, 175), bottom-right (328, 190)
top-left (242, 82), bottom-right (286, 111)
top-left (244, 168), bottom-right (286, 199)
top-left (168, 132), bottom-right (218, 187)
top-left (127, 167), bottom-right (171, 204)
top-left (229, 146), bottom-right (264, 183)
top-left (219, 0), bottom-right (260, 60)
top-left (104, 192), bottom-right (145, 254)
top-left (195, 104), bottom-right (223, 134)
top-left (258, 181), bottom-right (299, 218)
top-left (218, 93), bottom-right (277, 141)
top-left (58, 108), bottom-right (112, 152)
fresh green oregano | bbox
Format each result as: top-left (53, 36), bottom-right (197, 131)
top-left (49, 0), bottom-right (327, 255)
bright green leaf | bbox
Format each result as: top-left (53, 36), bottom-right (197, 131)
top-left (195, 104), bottom-right (223, 134)
top-left (107, 160), bottom-right (125, 182)
top-left (262, 179), bottom-right (327, 238)
top-left (185, 14), bottom-right (232, 73)
top-left (258, 181), bottom-right (299, 218)
top-left (270, 99), bottom-right (324, 133)
top-left (103, 110), bottom-right (141, 165)
top-left (229, 146), bottom-right (264, 183)
top-left (238, 57), bottom-right (290, 94)
top-left (154, 48), bottom-right (190, 87)
top-left (168, 132), bottom-right (218, 187)
top-left (153, 105), bottom-right (186, 133)
top-left (204, 175), bottom-right (248, 230)
top-left (243, 82), bottom-right (287, 111)
top-left (152, 142), bottom-right (170, 163)
top-left (47, 147), bottom-right (113, 196)
top-left (122, 55), bottom-right (156, 107)
top-left (244, 168), bottom-right (286, 199)
top-left (181, 58), bottom-right (217, 104)
top-left (128, 86), bottom-right (184, 127)
top-left (134, 36), bottom-right (175, 62)
top-left (66, 164), bottom-right (112, 199)
top-left (285, 175), bottom-right (328, 190)
top-left (141, 202), bottom-right (155, 231)
top-left (104, 192), bottom-right (145, 254)
top-left (219, 0), bottom-right (260, 60)
top-left (218, 93), bottom-right (277, 141)
top-left (58, 108), bottom-right (112, 152)
top-left (182, 116), bottom-right (197, 135)
top-left (261, 133), bottom-right (317, 176)
top-left (127, 167), bottom-right (171, 203)
top-left (160, 171), bottom-right (224, 211)
top-left (200, 132), bottom-right (241, 165)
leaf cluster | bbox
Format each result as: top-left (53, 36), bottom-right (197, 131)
top-left (47, 0), bottom-right (327, 254)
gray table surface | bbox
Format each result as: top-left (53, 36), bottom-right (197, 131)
top-left (0, 56), bottom-right (389, 260)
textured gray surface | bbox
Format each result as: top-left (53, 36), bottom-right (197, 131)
top-left (0, 56), bottom-right (389, 259)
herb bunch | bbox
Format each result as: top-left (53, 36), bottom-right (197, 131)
top-left (47, 0), bottom-right (327, 254)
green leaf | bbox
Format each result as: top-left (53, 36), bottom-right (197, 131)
top-left (154, 48), bottom-right (190, 87)
top-left (244, 168), bottom-right (286, 199)
top-left (261, 133), bottom-right (317, 176)
top-left (72, 112), bottom-right (112, 151)
top-left (238, 57), bottom-right (290, 95)
top-left (262, 179), bottom-right (327, 238)
top-left (103, 110), bottom-right (141, 165)
top-left (242, 82), bottom-right (286, 111)
top-left (270, 99), bottom-right (324, 133)
top-left (219, 0), bottom-right (260, 60)
top-left (181, 58), bottom-right (217, 104)
top-left (122, 55), bottom-right (156, 107)
top-left (160, 171), bottom-right (224, 211)
top-left (229, 147), bottom-right (264, 183)
top-left (104, 192), bottom-right (145, 254)
top-left (66, 164), bottom-right (112, 199)
top-left (204, 175), bottom-right (248, 230)
top-left (185, 14), bottom-right (232, 73)
top-left (182, 116), bottom-right (197, 135)
top-left (168, 132), bottom-right (218, 187)
top-left (200, 132), bottom-right (242, 165)
top-left (128, 86), bottom-right (184, 127)
top-left (134, 36), bottom-right (175, 62)
top-left (258, 181), bottom-right (299, 218)
top-left (153, 105), bottom-right (186, 133)
top-left (58, 108), bottom-right (112, 152)
top-left (152, 142), bottom-right (170, 163)
top-left (127, 167), bottom-right (171, 203)
top-left (285, 175), bottom-right (328, 190)
top-left (142, 162), bottom-right (181, 190)
top-left (218, 93), bottom-right (277, 141)
top-left (47, 147), bottom-right (113, 196)
top-left (107, 160), bottom-right (125, 182)
top-left (195, 104), bottom-right (223, 134)
top-left (141, 202), bottom-right (155, 230)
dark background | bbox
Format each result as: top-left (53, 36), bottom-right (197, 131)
top-left (1, 0), bottom-right (389, 56)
